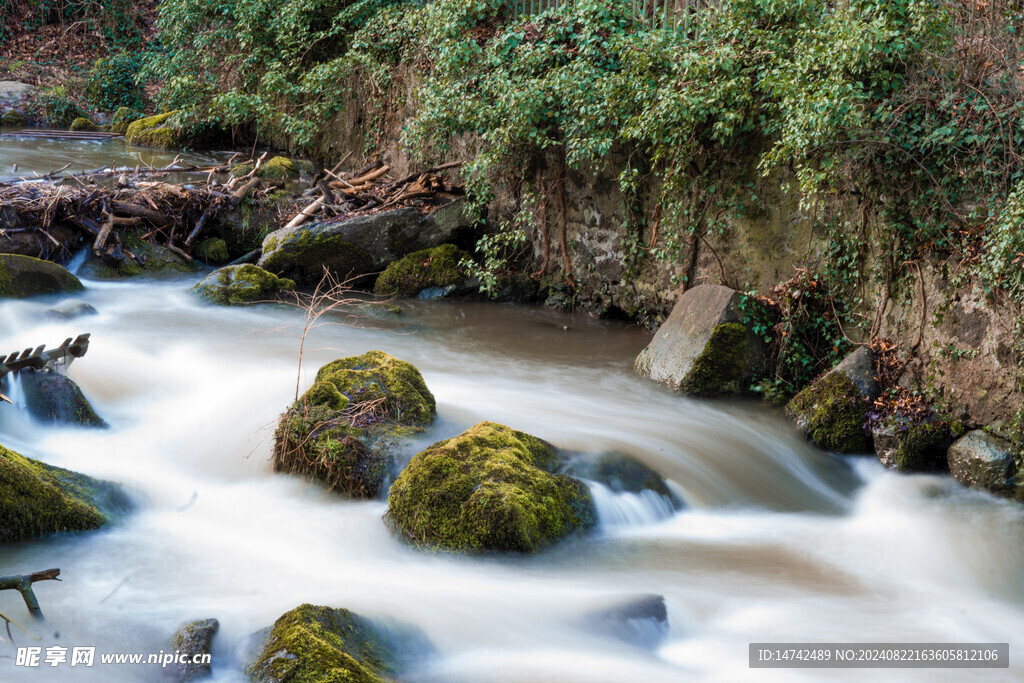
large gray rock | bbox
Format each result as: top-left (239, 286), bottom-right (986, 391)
top-left (831, 346), bottom-right (881, 400)
top-left (0, 254), bottom-right (84, 299)
top-left (633, 285), bottom-right (765, 396)
top-left (19, 369), bottom-right (106, 428)
top-left (170, 618), bottom-right (218, 681)
top-left (258, 201), bottom-right (474, 285)
top-left (0, 81), bottom-right (35, 108)
top-left (947, 430), bottom-right (1019, 497)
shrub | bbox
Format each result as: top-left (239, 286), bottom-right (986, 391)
top-left (86, 52), bottom-right (144, 111)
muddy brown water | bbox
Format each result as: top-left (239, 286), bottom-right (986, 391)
top-left (0, 261), bottom-right (1022, 680)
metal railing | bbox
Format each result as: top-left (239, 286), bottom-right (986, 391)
top-left (505, 0), bottom-right (719, 31)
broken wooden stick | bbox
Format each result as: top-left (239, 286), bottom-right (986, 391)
top-left (0, 569), bottom-right (61, 618)
top-left (284, 197), bottom-right (325, 229)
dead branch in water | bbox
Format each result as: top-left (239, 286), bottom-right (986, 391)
top-left (0, 569), bottom-right (61, 619)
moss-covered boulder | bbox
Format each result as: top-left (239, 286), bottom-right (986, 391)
top-left (125, 111), bottom-right (180, 148)
top-left (0, 254), bottom-right (84, 299)
top-left (785, 372), bottom-right (871, 453)
top-left (170, 618), bottom-right (218, 681)
top-left (947, 430), bottom-right (1021, 498)
top-left (109, 106), bottom-right (143, 134)
top-left (196, 237), bottom-right (230, 265)
top-left (387, 422), bottom-right (597, 553)
top-left (1, 109), bottom-right (25, 126)
top-left (274, 352), bottom-right (435, 498)
top-left (633, 285), bottom-right (766, 397)
top-left (0, 442), bottom-right (131, 542)
top-left (69, 117), bottom-right (99, 131)
top-left (872, 416), bottom-right (952, 472)
top-left (20, 369), bottom-right (106, 427)
top-left (246, 604), bottom-right (429, 683)
top-left (373, 244), bottom-right (469, 298)
top-left (254, 156), bottom-right (314, 182)
top-left (192, 264), bottom-right (295, 306)
top-left (258, 202), bottom-right (476, 286)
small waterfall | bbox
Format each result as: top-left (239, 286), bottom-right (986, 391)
top-left (66, 247), bottom-right (89, 275)
top-left (588, 481), bottom-right (678, 528)
top-left (3, 371), bottom-right (27, 408)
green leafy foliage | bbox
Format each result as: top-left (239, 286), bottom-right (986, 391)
top-left (86, 52), bottom-right (145, 111)
top-left (0, 0), bottom-right (144, 48)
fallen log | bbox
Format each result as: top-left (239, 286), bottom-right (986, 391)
top-left (111, 200), bottom-right (171, 226)
top-left (0, 569), bottom-right (61, 618)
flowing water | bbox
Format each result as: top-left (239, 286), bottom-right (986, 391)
top-left (0, 276), bottom-right (1023, 682)
top-left (0, 131), bottom-right (235, 181)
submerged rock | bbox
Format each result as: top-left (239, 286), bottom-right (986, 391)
top-left (386, 422), bottom-right (597, 553)
top-left (563, 451), bottom-right (676, 500)
top-left (633, 285), bottom-right (766, 397)
top-left (246, 604), bottom-right (430, 683)
top-left (170, 618), bottom-right (218, 681)
top-left (44, 299), bottom-right (98, 320)
top-left (0, 254), bottom-right (84, 299)
top-left (584, 594), bottom-right (669, 649)
top-left (0, 442), bottom-right (131, 542)
top-left (947, 430), bottom-right (1021, 499)
top-left (274, 351), bottom-right (436, 498)
top-left (785, 347), bottom-right (879, 454)
top-left (258, 200), bottom-right (475, 285)
top-left (192, 264), bottom-right (295, 306)
top-left (373, 244), bottom-right (470, 298)
top-left (872, 416), bottom-right (952, 472)
top-left (19, 368), bottom-right (106, 427)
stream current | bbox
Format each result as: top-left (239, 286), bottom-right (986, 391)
top-left (0, 274), bottom-right (1023, 681)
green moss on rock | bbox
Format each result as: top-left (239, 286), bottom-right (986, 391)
top-left (20, 369), bottom-right (106, 427)
top-left (257, 156), bottom-right (300, 181)
top-left (274, 352), bottom-right (436, 498)
top-left (678, 322), bottom-right (749, 397)
top-left (2, 110), bottom-right (25, 126)
top-left (196, 237), bottom-right (229, 264)
top-left (231, 163), bottom-right (254, 178)
top-left (192, 264), bottom-right (295, 306)
top-left (0, 442), bottom-right (129, 542)
top-left (786, 373), bottom-right (871, 453)
top-left (260, 226), bottom-right (375, 285)
top-left (0, 254), bottom-right (84, 299)
top-left (374, 244), bottom-right (468, 298)
top-left (386, 422), bottom-right (597, 553)
top-left (125, 111), bottom-right (179, 148)
top-left (248, 604), bottom-right (411, 683)
top-left (109, 106), bottom-right (143, 134)
top-left (69, 117), bottom-right (98, 131)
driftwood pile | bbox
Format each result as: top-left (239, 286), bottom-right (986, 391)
top-left (284, 158), bottom-right (465, 230)
top-left (0, 156), bottom-right (254, 265)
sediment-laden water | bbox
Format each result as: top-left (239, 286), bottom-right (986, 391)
top-left (0, 276), bottom-right (1022, 681)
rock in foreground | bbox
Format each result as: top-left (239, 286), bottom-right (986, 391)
top-left (0, 442), bottom-right (131, 542)
top-left (633, 285), bottom-right (765, 397)
top-left (387, 422), bottom-right (596, 553)
top-left (170, 618), bottom-right (218, 681)
top-left (192, 265), bottom-right (295, 306)
top-left (246, 604), bottom-right (429, 683)
top-left (0, 254), bottom-right (84, 299)
top-left (19, 369), bottom-right (106, 427)
top-left (274, 351), bottom-right (435, 498)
